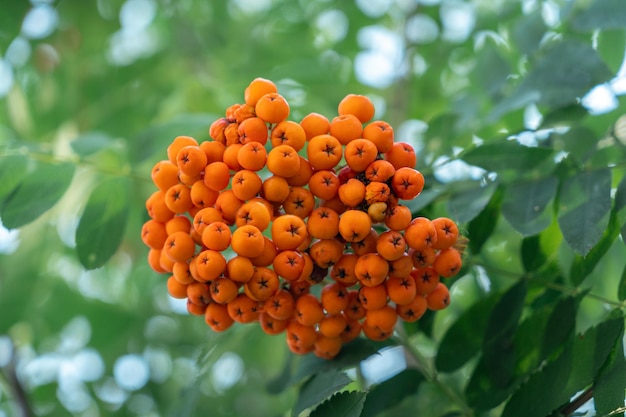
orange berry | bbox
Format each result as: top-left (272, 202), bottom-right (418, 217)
top-left (272, 250), bottom-right (305, 281)
top-left (286, 156), bottom-right (313, 187)
top-left (330, 253), bottom-right (359, 287)
top-left (433, 247), bottom-right (463, 278)
top-left (249, 236), bottom-right (278, 267)
top-left (195, 249), bottom-right (227, 282)
top-left (386, 275), bottom-right (417, 305)
top-left (365, 305), bottom-right (398, 333)
top-left (396, 295), bottom-right (428, 322)
top-left (365, 181), bottom-right (391, 205)
top-left (389, 253), bottom-right (414, 279)
top-left (173, 261), bottom-right (195, 285)
top-left (267, 144), bottom-right (301, 178)
top-left (231, 169), bottom-right (263, 201)
top-left (321, 282), bottom-right (350, 315)
top-left (344, 138), bottom-right (379, 172)
top-left (214, 190), bottom-right (244, 225)
top-left (391, 167), bottom-right (425, 200)
top-left (354, 253), bottom-right (389, 287)
top-left (244, 77), bottom-right (278, 107)
top-left (151, 160), bottom-right (180, 191)
top-left (338, 210), bottom-right (372, 243)
top-left (262, 175), bottom-right (290, 204)
top-left (176, 145), bottom-right (208, 177)
top-left (199, 140), bottom-right (226, 163)
top-left (192, 207), bottom-right (223, 235)
top-left (146, 190), bottom-right (175, 222)
top-left (265, 288), bottom-right (296, 320)
top-left (259, 312), bottom-right (289, 335)
top-left (358, 284), bottom-right (388, 310)
top-left (426, 282), bottom-right (450, 310)
top-left (222, 143), bottom-right (243, 170)
top-left (385, 142), bottom-right (417, 169)
top-left (338, 178), bottom-right (366, 208)
top-left (227, 293), bottom-right (261, 323)
top-left (245, 267), bottom-right (279, 301)
top-left (431, 217), bottom-right (459, 250)
top-left (308, 170), bottom-right (340, 201)
top-left (306, 207), bottom-right (340, 240)
top-left (255, 92), bottom-right (290, 123)
top-left (309, 238), bottom-right (344, 269)
top-left (237, 141), bottom-right (267, 171)
top-left (238, 117), bottom-right (269, 145)
top-left (329, 114), bottom-right (363, 145)
top-left (226, 255), bottom-right (255, 283)
top-left (271, 214), bottom-right (308, 250)
top-left (340, 318), bottom-right (362, 343)
top-left (295, 293), bottom-right (325, 326)
top-left (384, 204), bottom-right (412, 231)
top-left (190, 180), bottom-right (219, 209)
top-left (205, 302), bottom-right (235, 332)
top-left (319, 314), bottom-right (348, 338)
top-left (307, 134), bottom-right (343, 170)
top-left (166, 275), bottom-right (188, 299)
top-left (365, 159), bottom-right (396, 183)
top-left (163, 231), bottom-right (196, 263)
top-left (235, 201), bottom-right (271, 231)
top-left (167, 135), bottom-right (198, 164)
top-left (344, 290), bottom-right (366, 320)
top-left (203, 161), bottom-right (231, 191)
top-left (271, 120), bottom-right (306, 151)
top-left (338, 93), bottom-right (375, 123)
top-left (283, 186), bottom-right (315, 219)
top-left (351, 227), bottom-right (378, 256)
top-left (409, 246), bottom-right (436, 269)
top-left (201, 221), bottom-right (232, 251)
top-left (412, 267), bottom-right (440, 296)
top-left (300, 112), bottom-right (330, 140)
top-left (362, 120), bottom-right (394, 153)
top-left (209, 118), bottom-right (229, 144)
top-left (231, 225), bottom-right (265, 258)
top-left (187, 281), bottom-right (212, 306)
top-left (376, 230), bottom-right (407, 261)
top-left (404, 217), bottom-right (437, 250)
top-left (286, 320), bottom-right (318, 348)
top-left (164, 183), bottom-right (193, 214)
top-left (141, 219), bottom-right (168, 250)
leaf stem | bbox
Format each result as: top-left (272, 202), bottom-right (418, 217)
top-left (559, 386), bottom-right (593, 416)
top-left (394, 328), bottom-right (473, 417)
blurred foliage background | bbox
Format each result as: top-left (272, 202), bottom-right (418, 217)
top-left (1, 0), bottom-right (626, 416)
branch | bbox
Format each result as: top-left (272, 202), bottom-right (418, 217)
top-left (559, 387), bottom-right (593, 416)
top-left (1, 341), bottom-right (34, 417)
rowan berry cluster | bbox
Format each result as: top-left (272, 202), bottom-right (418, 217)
top-left (142, 78), bottom-right (462, 359)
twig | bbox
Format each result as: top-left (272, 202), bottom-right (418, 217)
top-left (559, 387), bottom-right (593, 416)
top-left (1, 341), bottom-right (34, 417)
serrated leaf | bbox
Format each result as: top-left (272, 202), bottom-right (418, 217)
top-left (550, 126), bottom-right (599, 164)
top-left (597, 29), bottom-right (626, 73)
top-left (293, 371), bottom-right (352, 417)
top-left (461, 141), bottom-right (553, 173)
top-left (572, 0), bottom-right (626, 31)
top-left (0, 154), bottom-right (29, 203)
top-left (360, 369), bottom-right (423, 417)
top-left (521, 235), bottom-right (547, 272)
top-left (75, 177), bottom-right (130, 269)
top-left (558, 169), bottom-right (611, 256)
top-left (501, 176), bottom-right (558, 236)
top-left (447, 181), bottom-right (498, 224)
top-left (502, 311), bottom-right (624, 417)
top-left (1, 160), bottom-right (75, 229)
top-left (593, 338), bottom-right (626, 416)
top-left (436, 292), bottom-right (500, 372)
top-left (70, 132), bottom-right (114, 156)
top-left (309, 391), bottom-right (366, 417)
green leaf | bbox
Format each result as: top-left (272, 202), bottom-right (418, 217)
top-left (572, 0), bottom-right (626, 31)
top-left (511, 10), bottom-right (547, 56)
top-left (360, 369), bottom-right (423, 417)
top-left (597, 29), bottom-right (626, 73)
top-left (539, 105), bottom-right (589, 130)
top-left (294, 371), bottom-right (352, 417)
top-left (502, 310), bottom-right (624, 417)
top-left (619, 263), bottom-right (626, 301)
top-left (406, 187), bottom-right (444, 214)
top-left (593, 338), bottom-right (626, 416)
top-left (461, 141), bottom-right (553, 173)
top-left (70, 131), bottom-right (114, 156)
top-left (501, 176), bottom-right (558, 236)
top-left (467, 187), bottom-right (502, 254)
top-left (309, 391), bottom-right (366, 417)
top-left (266, 353), bottom-right (294, 394)
top-left (473, 42), bottom-right (511, 99)
top-left (75, 177), bottom-right (130, 269)
top-left (492, 40), bottom-right (613, 117)
top-left (521, 235), bottom-right (547, 272)
top-left (435, 292), bottom-right (500, 372)
top-left (0, 154), bottom-right (29, 204)
top-left (447, 181), bottom-right (498, 224)
top-left (549, 126), bottom-right (599, 164)
top-left (557, 169), bottom-right (612, 256)
top-left (465, 280), bottom-right (527, 410)
top-left (291, 338), bottom-right (389, 385)
top-left (1, 160), bottom-right (75, 229)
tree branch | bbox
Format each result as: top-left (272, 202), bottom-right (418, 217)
top-left (559, 387), bottom-right (593, 416)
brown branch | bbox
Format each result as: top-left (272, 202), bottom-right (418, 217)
top-left (1, 341), bottom-right (34, 417)
top-left (559, 387), bottom-right (593, 416)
